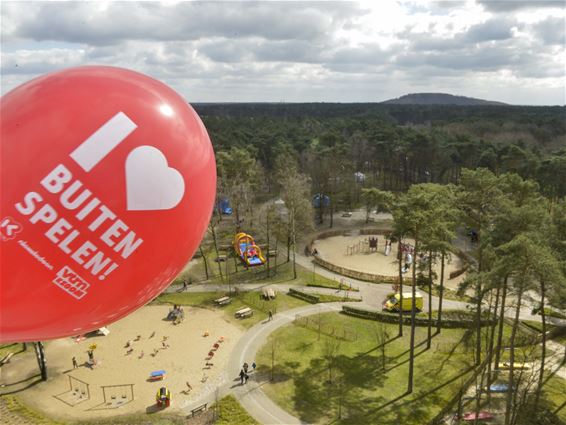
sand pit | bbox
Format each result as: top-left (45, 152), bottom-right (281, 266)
top-left (313, 235), bottom-right (465, 285)
top-left (2, 305), bottom-right (242, 421)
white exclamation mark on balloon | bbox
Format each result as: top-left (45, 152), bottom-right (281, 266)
top-left (99, 263), bottom-right (118, 280)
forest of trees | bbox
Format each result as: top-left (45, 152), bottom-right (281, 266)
top-left (202, 104), bottom-right (566, 424)
top-left (197, 103), bottom-right (566, 206)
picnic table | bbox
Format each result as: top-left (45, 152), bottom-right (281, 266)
top-left (262, 288), bottom-right (276, 300)
top-left (214, 296), bottom-right (232, 305)
top-left (235, 307), bottom-right (253, 318)
top-left (149, 370), bottom-right (166, 381)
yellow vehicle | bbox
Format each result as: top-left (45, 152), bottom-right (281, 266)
top-left (497, 362), bottom-right (532, 370)
top-left (382, 292), bottom-right (423, 312)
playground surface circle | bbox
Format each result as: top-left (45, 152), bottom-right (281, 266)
top-left (2, 305), bottom-right (242, 421)
top-left (312, 235), bottom-right (465, 282)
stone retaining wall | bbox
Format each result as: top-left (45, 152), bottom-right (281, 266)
top-left (308, 227), bottom-right (470, 286)
top-left (313, 255), bottom-right (413, 285)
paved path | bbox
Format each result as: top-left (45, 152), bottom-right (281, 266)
top-left (176, 250), bottom-right (564, 424)
top-left (180, 302), bottom-right (347, 424)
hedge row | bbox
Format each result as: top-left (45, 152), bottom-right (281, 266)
top-left (448, 264), bottom-right (469, 280)
top-left (342, 305), bottom-right (495, 328)
top-left (288, 288), bottom-right (320, 304)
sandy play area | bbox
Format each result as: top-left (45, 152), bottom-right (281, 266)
top-left (313, 235), bottom-right (465, 286)
top-left (1, 305), bottom-right (243, 421)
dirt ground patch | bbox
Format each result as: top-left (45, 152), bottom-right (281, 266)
top-left (313, 235), bottom-right (466, 287)
top-left (1, 306), bottom-right (242, 422)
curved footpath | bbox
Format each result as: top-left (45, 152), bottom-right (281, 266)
top-left (180, 302), bottom-right (346, 424)
top-left (178, 254), bottom-right (564, 424)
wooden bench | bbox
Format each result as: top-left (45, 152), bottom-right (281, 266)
top-left (235, 307), bottom-right (253, 318)
top-left (0, 352), bottom-right (14, 366)
top-left (191, 403), bottom-right (208, 417)
top-left (214, 296), bottom-right (232, 305)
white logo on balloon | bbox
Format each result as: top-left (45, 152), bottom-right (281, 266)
top-left (69, 112), bottom-right (185, 211)
top-left (125, 146), bottom-right (184, 211)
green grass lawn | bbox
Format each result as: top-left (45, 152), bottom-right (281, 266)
top-left (153, 291), bottom-right (309, 329)
top-left (420, 283), bottom-right (473, 303)
top-left (306, 277), bottom-right (360, 292)
top-left (171, 252), bottom-right (338, 289)
top-left (214, 395), bottom-right (260, 425)
top-left (0, 395), bottom-right (64, 425)
top-left (543, 375), bottom-right (566, 423)
top-left (522, 320), bottom-right (566, 345)
top-left (0, 343), bottom-right (25, 358)
top-left (255, 312), bottom-right (478, 424)
top-left (541, 308), bottom-right (566, 320)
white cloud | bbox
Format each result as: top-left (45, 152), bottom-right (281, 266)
top-left (1, 0), bottom-right (564, 105)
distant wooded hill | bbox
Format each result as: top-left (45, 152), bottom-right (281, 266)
top-left (381, 93), bottom-right (507, 106)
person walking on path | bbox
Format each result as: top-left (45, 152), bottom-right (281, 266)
top-left (72, 357), bottom-right (78, 369)
top-left (239, 369), bottom-right (245, 385)
top-left (252, 361), bottom-right (256, 371)
top-left (268, 310), bottom-right (273, 321)
top-left (243, 362), bottom-right (249, 374)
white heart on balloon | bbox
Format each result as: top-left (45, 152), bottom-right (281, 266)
top-left (125, 146), bottom-right (185, 211)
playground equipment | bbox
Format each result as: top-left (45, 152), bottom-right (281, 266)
top-left (368, 237), bottom-right (378, 252)
top-left (54, 375), bottom-right (90, 406)
top-left (346, 238), bottom-right (372, 255)
top-left (382, 292), bottom-right (424, 312)
top-left (233, 232), bottom-right (266, 267)
top-left (101, 383), bottom-right (134, 408)
top-left (156, 387), bottom-right (171, 408)
top-left (149, 370), bottom-right (166, 381)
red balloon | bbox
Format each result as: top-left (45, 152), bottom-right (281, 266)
top-left (0, 66), bottom-right (216, 342)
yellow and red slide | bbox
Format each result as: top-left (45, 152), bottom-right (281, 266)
top-left (233, 232), bottom-right (266, 267)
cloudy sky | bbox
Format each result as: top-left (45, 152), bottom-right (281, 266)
top-left (1, 1), bottom-right (565, 105)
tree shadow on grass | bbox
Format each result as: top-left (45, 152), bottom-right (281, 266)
top-left (292, 353), bottom-right (391, 424)
top-left (360, 366), bottom-right (474, 425)
top-left (432, 330), bottom-right (474, 377)
top-left (382, 342), bottom-right (430, 374)
top-left (354, 334), bottom-right (401, 358)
